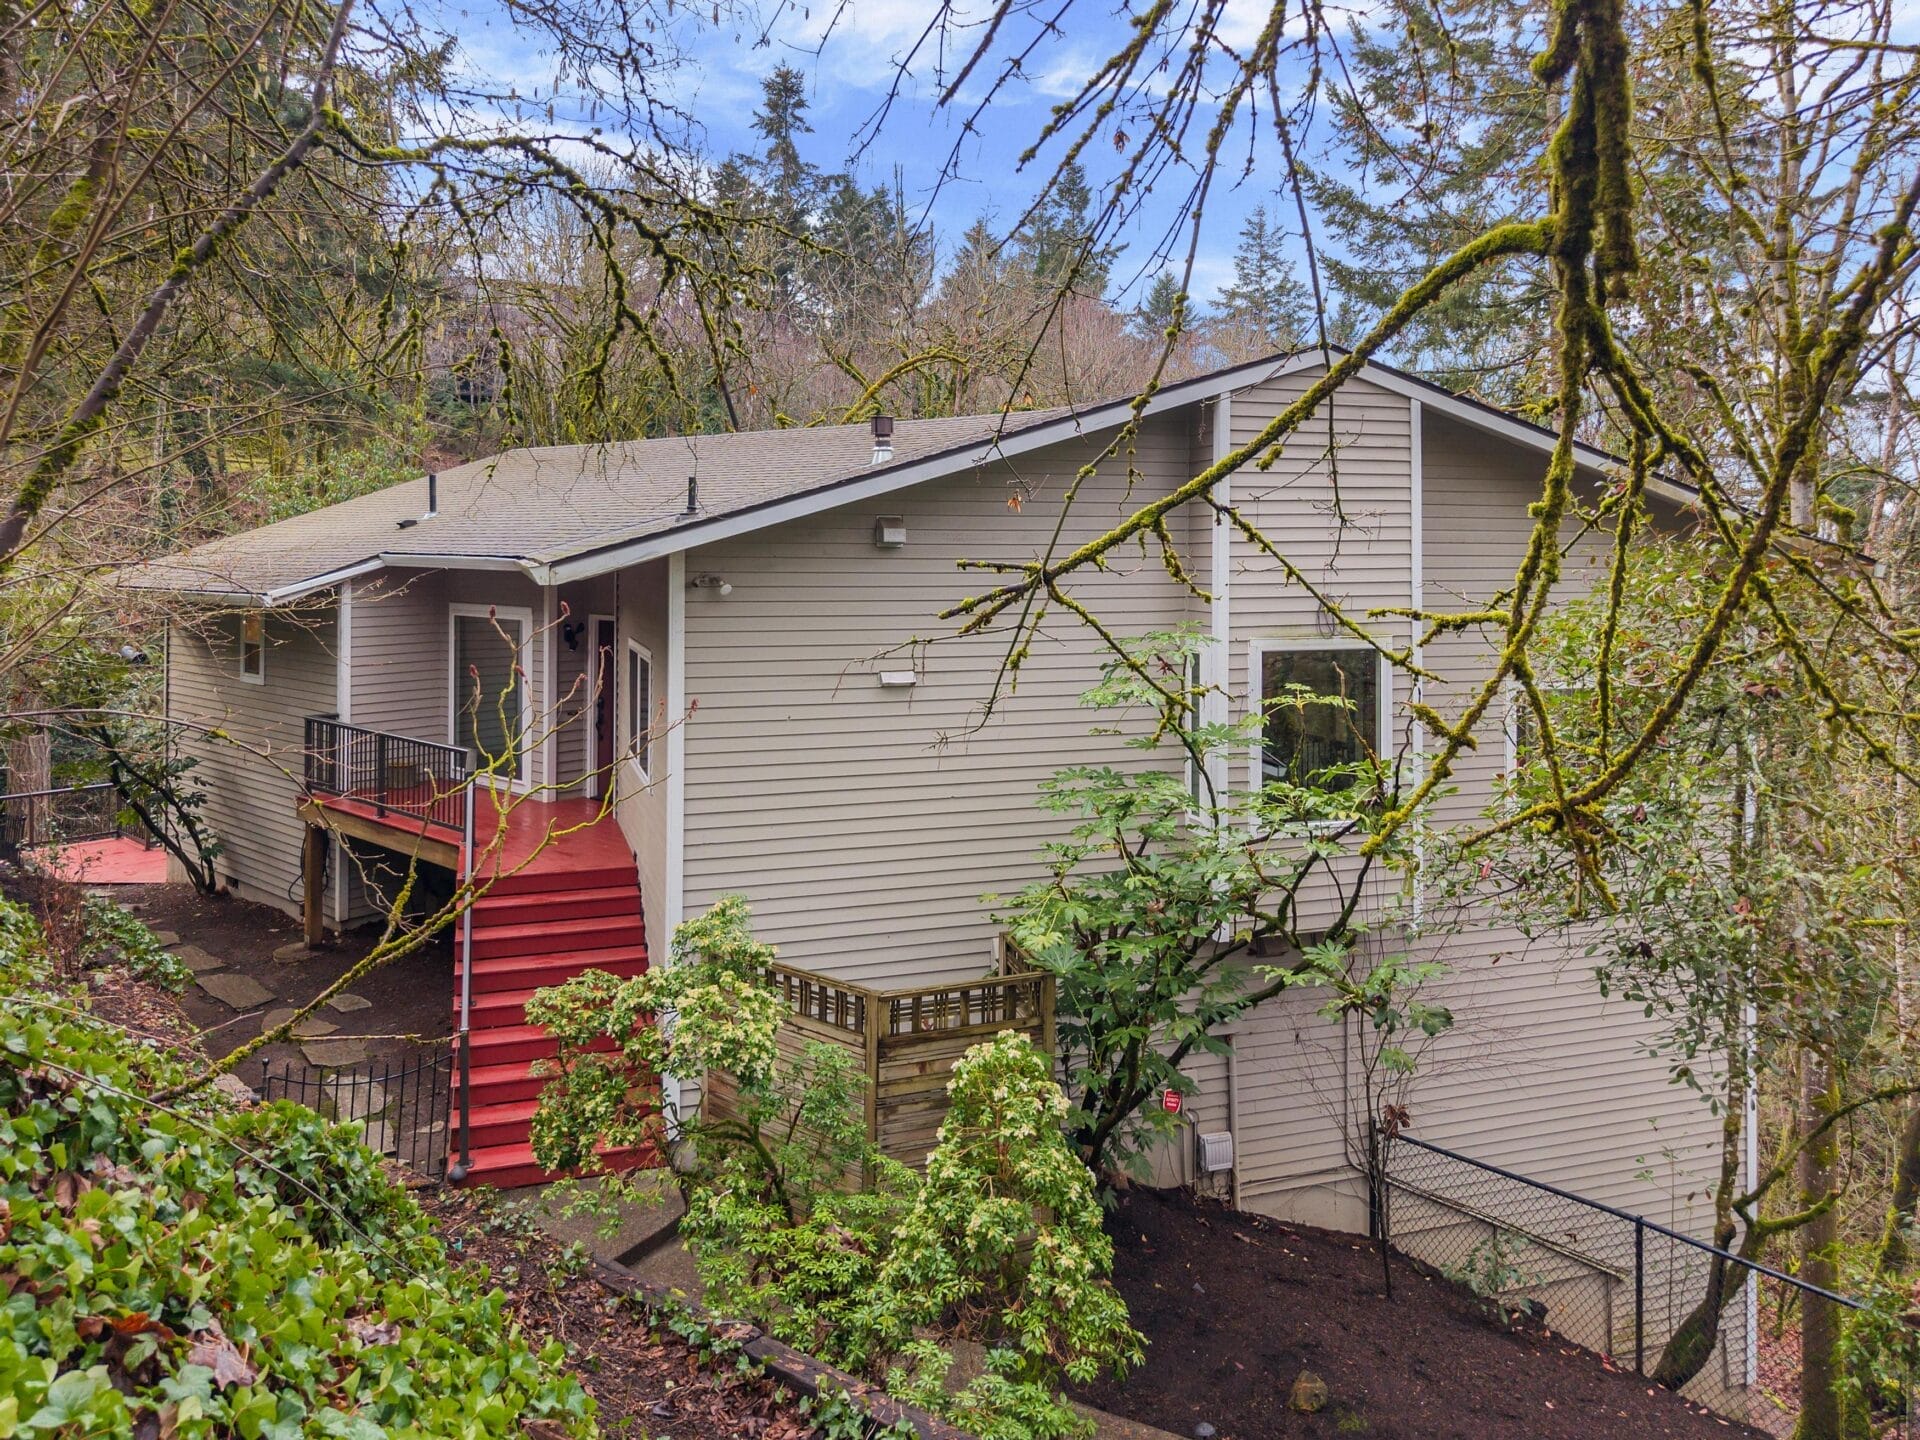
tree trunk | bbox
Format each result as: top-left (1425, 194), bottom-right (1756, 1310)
top-left (1793, 1057), bottom-right (1868, 1440)
top-left (1875, 1101), bottom-right (1920, 1276)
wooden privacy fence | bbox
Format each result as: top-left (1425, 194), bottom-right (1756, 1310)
top-left (705, 959), bottom-right (1056, 1167)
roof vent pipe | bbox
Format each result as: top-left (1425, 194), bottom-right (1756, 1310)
top-left (685, 474), bottom-right (699, 515)
top-left (425, 472), bottom-right (438, 519)
top-left (870, 414), bottom-right (894, 465)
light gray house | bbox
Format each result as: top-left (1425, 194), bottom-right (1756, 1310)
top-left (128, 349), bottom-right (1718, 1230)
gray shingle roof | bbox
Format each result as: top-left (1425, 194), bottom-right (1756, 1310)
top-left (124, 408), bottom-right (1079, 601)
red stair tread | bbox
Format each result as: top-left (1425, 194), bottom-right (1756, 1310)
top-left (468, 914), bottom-right (644, 959)
top-left (454, 1140), bottom-right (656, 1189)
top-left (471, 885), bottom-right (640, 924)
top-left (457, 945), bottom-right (649, 993)
top-left (441, 794), bottom-right (649, 1183)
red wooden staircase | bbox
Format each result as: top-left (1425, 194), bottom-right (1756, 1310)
top-left (449, 799), bottom-right (656, 1188)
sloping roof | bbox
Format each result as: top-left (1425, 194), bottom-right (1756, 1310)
top-left (124, 348), bottom-right (1692, 605)
top-left (123, 408), bottom-right (1078, 602)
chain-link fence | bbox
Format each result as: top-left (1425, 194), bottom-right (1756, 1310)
top-left (1377, 1134), bottom-right (1913, 1437)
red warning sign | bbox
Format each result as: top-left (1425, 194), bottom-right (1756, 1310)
top-left (1161, 1088), bottom-right (1183, 1114)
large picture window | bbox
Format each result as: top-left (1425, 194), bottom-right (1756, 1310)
top-left (626, 640), bottom-right (653, 781)
top-left (1257, 645), bottom-right (1382, 790)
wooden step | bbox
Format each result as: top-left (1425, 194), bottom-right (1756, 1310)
top-left (453, 1139), bottom-right (656, 1189)
top-left (472, 864), bottom-right (638, 899)
top-left (456, 945), bottom-right (649, 997)
top-left (459, 1098), bottom-right (541, 1149)
top-left (471, 885), bottom-right (639, 927)
top-left (468, 914), bottom-right (645, 960)
top-left (465, 1023), bottom-right (563, 1067)
top-left (452, 1059), bottom-right (552, 1106)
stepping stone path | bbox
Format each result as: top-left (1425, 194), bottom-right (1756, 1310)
top-left (301, 1037), bottom-right (372, 1067)
top-left (149, 930), bottom-right (180, 946)
top-left (171, 944), bottom-right (225, 974)
top-left (260, 1007), bottom-right (338, 1039)
top-left (325, 993), bottom-right (373, 1014)
top-left (272, 941), bottom-right (318, 963)
top-left (197, 971), bottom-right (277, 1010)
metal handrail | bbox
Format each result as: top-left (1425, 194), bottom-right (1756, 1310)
top-left (303, 715), bottom-right (472, 832)
top-left (448, 780), bottom-right (477, 1182)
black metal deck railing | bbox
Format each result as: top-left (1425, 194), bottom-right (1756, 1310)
top-left (303, 715), bottom-right (472, 831)
top-left (0, 781), bottom-right (147, 850)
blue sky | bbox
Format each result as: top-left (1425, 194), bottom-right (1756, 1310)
top-left (450, 0), bottom-right (1304, 309)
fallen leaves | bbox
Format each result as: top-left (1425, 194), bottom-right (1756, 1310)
top-left (186, 1322), bottom-right (257, 1389)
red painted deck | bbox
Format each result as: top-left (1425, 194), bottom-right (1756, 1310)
top-left (32, 837), bottom-right (169, 885)
top-left (307, 787), bottom-right (656, 1187)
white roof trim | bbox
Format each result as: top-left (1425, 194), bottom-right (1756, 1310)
top-left (155, 347), bottom-right (1690, 603)
top-left (541, 352), bottom-right (1311, 584)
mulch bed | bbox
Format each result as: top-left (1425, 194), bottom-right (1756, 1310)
top-left (422, 1187), bottom-right (816, 1440)
top-left (1075, 1187), bottom-right (1762, 1440)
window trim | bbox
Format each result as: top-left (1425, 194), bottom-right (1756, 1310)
top-left (1244, 636), bottom-right (1393, 796)
top-left (625, 638), bottom-right (654, 784)
top-left (447, 602), bottom-right (534, 787)
top-left (237, 612), bottom-right (266, 685)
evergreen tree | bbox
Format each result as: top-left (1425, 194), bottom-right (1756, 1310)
top-left (1131, 272), bottom-right (1187, 342)
top-left (1215, 205), bottom-right (1312, 354)
top-left (750, 64), bottom-right (816, 218)
top-left (1017, 160), bottom-right (1117, 297)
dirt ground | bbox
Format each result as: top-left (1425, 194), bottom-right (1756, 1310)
top-left (1075, 1187), bottom-right (1763, 1440)
top-left (423, 1187), bottom-right (816, 1440)
top-left (117, 881), bottom-right (453, 1078)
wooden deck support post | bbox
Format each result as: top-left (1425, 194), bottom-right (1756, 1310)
top-left (301, 823), bottom-right (328, 946)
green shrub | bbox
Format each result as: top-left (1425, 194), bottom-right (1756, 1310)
top-left (81, 896), bottom-right (191, 992)
top-left (0, 904), bottom-right (594, 1438)
top-left (530, 900), bottom-right (1142, 1440)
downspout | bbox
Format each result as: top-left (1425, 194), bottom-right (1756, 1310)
top-left (662, 550), bottom-right (689, 1127)
top-left (1408, 400), bottom-right (1425, 921)
top-left (1204, 396), bottom-right (1234, 800)
top-left (333, 581), bottom-right (352, 926)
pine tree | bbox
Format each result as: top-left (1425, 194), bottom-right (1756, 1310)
top-left (1131, 272), bottom-right (1187, 342)
top-left (1215, 205), bottom-right (1311, 354)
top-left (750, 64), bottom-right (815, 217)
top-left (1016, 160), bottom-right (1117, 297)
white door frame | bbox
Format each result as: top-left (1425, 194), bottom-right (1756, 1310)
top-left (583, 612), bottom-right (616, 799)
top-left (448, 602), bottom-right (535, 789)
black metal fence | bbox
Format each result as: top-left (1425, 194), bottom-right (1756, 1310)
top-left (0, 781), bottom-right (147, 850)
top-left (303, 715), bottom-right (472, 832)
top-left (258, 1049), bottom-right (454, 1181)
top-left (1378, 1134), bottom-right (1913, 1437)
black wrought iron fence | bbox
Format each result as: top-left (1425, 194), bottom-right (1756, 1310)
top-left (0, 781), bottom-right (146, 850)
top-left (258, 1049), bottom-right (453, 1181)
top-left (1376, 1133), bottom-right (1914, 1438)
top-left (303, 715), bottom-right (472, 832)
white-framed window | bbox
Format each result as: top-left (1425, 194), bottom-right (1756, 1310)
top-left (238, 612), bottom-right (266, 684)
top-left (626, 639), bottom-right (653, 781)
top-left (1248, 639), bottom-right (1388, 793)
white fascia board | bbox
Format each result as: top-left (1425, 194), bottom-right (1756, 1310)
top-left (260, 557), bottom-right (386, 607)
top-left (1347, 366), bottom-right (1696, 508)
top-left (541, 355), bottom-right (1311, 586)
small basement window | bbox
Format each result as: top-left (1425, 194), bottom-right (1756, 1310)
top-left (1256, 644), bottom-right (1381, 790)
top-left (238, 613), bottom-right (265, 683)
top-left (626, 640), bottom-right (653, 781)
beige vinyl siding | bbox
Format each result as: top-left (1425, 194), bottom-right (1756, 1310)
top-left (168, 605), bottom-right (337, 917)
top-left (679, 415), bottom-right (1194, 987)
top-left (1397, 410), bottom-right (1718, 1220)
top-left (614, 560), bottom-right (670, 964)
